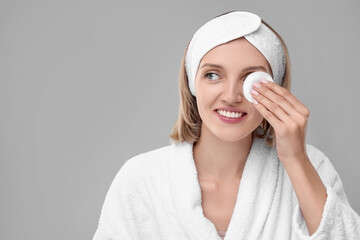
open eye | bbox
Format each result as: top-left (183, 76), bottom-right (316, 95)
top-left (204, 72), bottom-right (220, 80)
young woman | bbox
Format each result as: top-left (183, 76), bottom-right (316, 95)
top-left (93, 10), bottom-right (360, 240)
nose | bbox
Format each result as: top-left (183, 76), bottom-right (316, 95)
top-left (222, 78), bottom-right (244, 104)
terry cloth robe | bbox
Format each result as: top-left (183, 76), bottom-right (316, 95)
top-left (92, 137), bottom-right (360, 240)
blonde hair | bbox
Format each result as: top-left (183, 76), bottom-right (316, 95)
top-left (169, 11), bottom-right (292, 147)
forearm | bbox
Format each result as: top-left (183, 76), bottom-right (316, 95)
top-left (283, 155), bottom-right (327, 235)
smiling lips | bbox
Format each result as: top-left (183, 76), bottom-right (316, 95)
top-left (214, 108), bottom-right (247, 123)
top-left (216, 109), bottom-right (245, 118)
top-left (216, 106), bottom-right (246, 117)
top-left (216, 106), bottom-right (246, 113)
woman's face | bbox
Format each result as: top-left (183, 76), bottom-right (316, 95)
top-left (194, 37), bottom-right (272, 143)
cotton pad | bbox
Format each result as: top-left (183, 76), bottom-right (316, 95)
top-left (243, 71), bottom-right (274, 103)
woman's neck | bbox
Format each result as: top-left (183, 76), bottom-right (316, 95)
top-left (193, 125), bottom-right (253, 183)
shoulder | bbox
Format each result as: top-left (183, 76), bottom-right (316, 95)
top-left (114, 144), bottom-right (174, 186)
top-left (97, 144), bottom-right (176, 230)
top-left (126, 144), bottom-right (173, 170)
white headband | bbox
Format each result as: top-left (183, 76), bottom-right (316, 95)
top-left (185, 11), bottom-right (286, 97)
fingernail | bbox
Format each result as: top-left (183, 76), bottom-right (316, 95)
top-left (253, 82), bottom-right (261, 88)
top-left (251, 89), bottom-right (259, 96)
top-left (252, 98), bottom-right (258, 104)
top-left (261, 79), bottom-right (269, 84)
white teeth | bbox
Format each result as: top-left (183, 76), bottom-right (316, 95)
top-left (217, 109), bottom-right (244, 118)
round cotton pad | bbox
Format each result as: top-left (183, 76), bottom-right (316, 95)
top-left (243, 71), bottom-right (274, 103)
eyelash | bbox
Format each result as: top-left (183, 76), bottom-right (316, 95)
top-left (204, 72), bottom-right (220, 80)
top-left (203, 72), bottom-right (252, 81)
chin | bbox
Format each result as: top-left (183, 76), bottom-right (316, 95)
top-left (214, 129), bottom-right (252, 143)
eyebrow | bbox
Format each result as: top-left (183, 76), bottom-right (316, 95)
top-left (200, 63), bottom-right (268, 73)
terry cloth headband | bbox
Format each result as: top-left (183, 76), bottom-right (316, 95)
top-left (185, 11), bottom-right (286, 97)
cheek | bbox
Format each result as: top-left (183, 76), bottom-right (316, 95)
top-left (244, 101), bottom-right (262, 120)
top-left (196, 88), bottom-right (219, 121)
top-left (196, 82), bottom-right (218, 106)
top-left (196, 93), bottom-right (211, 117)
top-left (252, 106), bottom-right (264, 122)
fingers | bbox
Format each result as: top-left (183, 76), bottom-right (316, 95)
top-left (251, 92), bottom-right (285, 130)
top-left (252, 80), bottom-right (307, 120)
top-left (257, 80), bottom-right (309, 117)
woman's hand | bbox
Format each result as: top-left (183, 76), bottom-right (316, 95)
top-left (250, 79), bottom-right (310, 165)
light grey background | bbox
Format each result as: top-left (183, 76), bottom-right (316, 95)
top-left (1, 0), bottom-right (359, 239)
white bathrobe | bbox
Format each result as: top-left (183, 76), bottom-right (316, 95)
top-left (92, 137), bottom-right (360, 240)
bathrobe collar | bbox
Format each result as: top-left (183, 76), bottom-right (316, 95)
top-left (169, 136), bottom-right (280, 240)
